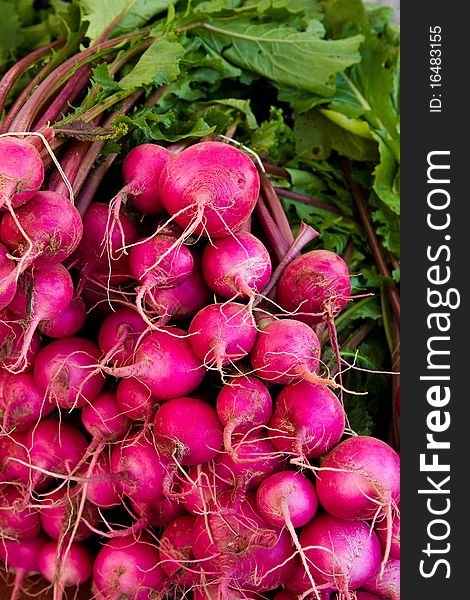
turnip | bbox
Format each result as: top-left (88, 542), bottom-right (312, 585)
top-left (201, 232), bottom-right (272, 302)
top-left (98, 307), bottom-right (147, 368)
top-left (0, 310), bottom-right (41, 372)
top-left (251, 318), bottom-right (337, 387)
top-left (129, 234), bottom-right (194, 325)
top-left (0, 532), bottom-right (49, 600)
top-left (0, 190), bottom-right (83, 278)
top-left (299, 513), bottom-right (382, 599)
top-left (276, 249), bottom-right (351, 325)
top-left (268, 380), bottom-right (345, 461)
top-left (362, 558), bottom-right (400, 600)
top-left (188, 302), bottom-right (257, 374)
top-left (191, 491), bottom-right (296, 594)
top-left (216, 375), bottom-right (273, 458)
top-left (92, 534), bottom-right (167, 600)
top-left (316, 436), bottom-right (400, 569)
top-left (0, 485), bottom-right (41, 541)
top-left (159, 514), bottom-right (200, 587)
top-left (0, 370), bottom-right (54, 432)
top-left (38, 298), bottom-right (87, 339)
top-left (101, 326), bottom-right (205, 400)
top-left (153, 396), bottom-right (223, 467)
top-left (159, 140), bottom-right (260, 238)
top-left (33, 336), bottom-right (105, 409)
top-left (110, 431), bottom-right (166, 503)
top-left (7, 263), bottom-right (74, 373)
top-left (0, 243), bottom-right (16, 310)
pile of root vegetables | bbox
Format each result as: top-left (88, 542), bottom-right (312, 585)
top-left (0, 3), bottom-right (400, 599)
top-left (0, 133), bottom-right (399, 600)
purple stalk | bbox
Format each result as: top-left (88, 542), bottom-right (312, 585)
top-left (274, 187), bottom-right (343, 215)
top-left (254, 195), bottom-right (289, 261)
top-left (259, 170), bottom-right (295, 246)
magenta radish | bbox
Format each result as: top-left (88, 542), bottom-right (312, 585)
top-left (0, 432), bottom-right (30, 484)
top-left (268, 380), bottom-right (345, 459)
top-left (256, 470), bottom-right (320, 598)
top-left (85, 453), bottom-right (121, 508)
top-left (153, 396), bottom-right (223, 466)
top-left (38, 297), bottom-right (86, 338)
top-left (111, 142), bottom-right (172, 216)
top-left (0, 370), bottom-right (54, 432)
top-left (0, 243), bottom-right (16, 310)
top-left (178, 463), bottom-right (231, 515)
top-left (299, 512), bottom-right (382, 599)
top-left (276, 249), bottom-right (351, 324)
top-left (159, 514), bottom-right (199, 586)
top-left (33, 336), bottom-right (105, 409)
top-left (0, 533), bottom-right (49, 600)
top-left (81, 391), bottom-right (131, 441)
top-left (130, 495), bottom-right (186, 529)
top-left (0, 190), bottom-right (83, 274)
top-left (75, 201), bottom-right (139, 281)
top-left (0, 309), bottom-right (42, 372)
top-left (251, 318), bottom-right (336, 386)
top-left (147, 251), bottom-right (211, 325)
top-left (0, 485), bottom-right (41, 540)
top-left (216, 375), bottom-right (273, 457)
top-left (191, 491), bottom-right (296, 594)
top-left (213, 432), bottom-right (286, 497)
top-left (116, 377), bottom-right (156, 421)
top-left (129, 234), bottom-right (194, 324)
top-left (159, 140), bottom-right (260, 238)
top-left (201, 232), bottom-right (272, 300)
top-left (362, 558), bottom-right (400, 600)
top-left (98, 307), bottom-right (147, 367)
top-left (193, 586), bottom-right (267, 600)
top-left (101, 326), bottom-right (205, 400)
top-left (92, 534), bottom-right (167, 600)
top-left (39, 485), bottom-right (99, 542)
top-left (38, 540), bottom-right (93, 589)
top-left (7, 263), bottom-right (74, 373)
top-left (188, 302), bottom-right (257, 372)
top-left (0, 136), bottom-right (44, 211)
top-left (110, 431), bottom-right (166, 503)
top-left (316, 436), bottom-right (400, 568)
top-left (24, 418), bottom-right (88, 491)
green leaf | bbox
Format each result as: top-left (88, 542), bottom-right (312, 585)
top-left (81, 0), bottom-right (174, 43)
top-left (0, 0), bottom-right (24, 69)
top-left (119, 36), bottom-right (185, 90)
top-left (198, 18), bottom-right (364, 96)
top-left (371, 130), bottom-right (400, 214)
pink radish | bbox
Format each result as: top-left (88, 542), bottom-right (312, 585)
top-left (0, 136), bottom-right (44, 210)
top-left (98, 307), bottom-right (147, 368)
top-left (38, 297), bottom-right (86, 339)
top-left (0, 310), bottom-right (42, 372)
top-left (316, 436), bottom-right (400, 569)
top-left (362, 558), bottom-right (400, 600)
top-left (0, 432), bottom-right (30, 484)
top-left (92, 534), bottom-right (167, 600)
top-left (188, 302), bottom-right (257, 373)
top-left (159, 514), bottom-right (199, 586)
top-left (116, 377), bottom-right (156, 421)
top-left (159, 140), bottom-right (260, 238)
top-left (0, 485), bottom-right (41, 540)
top-left (85, 453), bottom-right (121, 509)
top-left (299, 512), bottom-right (382, 599)
top-left (0, 370), bottom-right (54, 432)
top-left (33, 336), bottom-right (105, 409)
top-left (375, 509), bottom-right (400, 560)
top-left (38, 540), bottom-right (93, 590)
top-left (153, 396), bottom-right (223, 466)
top-left (268, 380), bottom-right (345, 460)
top-left (110, 431), bottom-right (166, 503)
top-left (101, 326), bottom-right (205, 400)
top-left (0, 533), bottom-right (49, 600)
top-left (201, 232), bottom-right (272, 300)
top-left (276, 249), bottom-right (351, 324)
top-left (130, 495), bottom-right (186, 529)
top-left (216, 375), bottom-right (273, 457)
top-left (178, 462), bottom-right (231, 515)
top-left (81, 390), bottom-right (131, 441)
top-left (7, 263), bottom-right (74, 373)
top-left (0, 190), bottom-right (83, 275)
top-left (251, 318), bottom-right (336, 386)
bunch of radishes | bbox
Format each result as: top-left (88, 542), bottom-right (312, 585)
top-left (0, 134), bottom-right (399, 600)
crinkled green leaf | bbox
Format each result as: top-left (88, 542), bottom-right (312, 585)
top-left (0, 1), bottom-right (24, 68)
top-left (198, 18), bottom-right (364, 96)
top-left (119, 36), bottom-right (185, 89)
